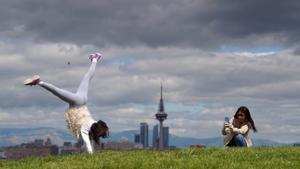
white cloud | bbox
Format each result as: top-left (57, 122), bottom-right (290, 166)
top-left (233, 52), bottom-right (276, 57)
top-left (0, 39), bottom-right (300, 144)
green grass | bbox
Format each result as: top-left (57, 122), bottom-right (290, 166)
top-left (1, 147), bottom-right (299, 169)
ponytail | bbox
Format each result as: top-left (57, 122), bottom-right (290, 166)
top-left (89, 120), bottom-right (109, 144)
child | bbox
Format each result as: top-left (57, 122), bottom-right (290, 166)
top-left (222, 106), bottom-right (257, 147)
top-left (24, 53), bottom-right (108, 153)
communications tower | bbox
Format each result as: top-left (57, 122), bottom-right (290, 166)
top-left (155, 84), bottom-right (168, 149)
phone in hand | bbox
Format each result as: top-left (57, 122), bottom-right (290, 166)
top-left (224, 117), bottom-right (229, 125)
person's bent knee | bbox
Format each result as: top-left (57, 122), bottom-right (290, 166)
top-left (234, 134), bottom-right (247, 147)
top-left (235, 134), bottom-right (244, 139)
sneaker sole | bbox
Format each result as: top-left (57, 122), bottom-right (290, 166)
top-left (24, 75), bottom-right (40, 85)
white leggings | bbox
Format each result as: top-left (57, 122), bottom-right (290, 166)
top-left (39, 61), bottom-right (97, 107)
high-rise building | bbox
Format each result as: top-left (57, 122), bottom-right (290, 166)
top-left (155, 84), bottom-right (168, 149)
top-left (152, 124), bottom-right (159, 148)
top-left (140, 122), bottom-right (149, 148)
top-left (163, 126), bottom-right (169, 148)
top-left (134, 134), bottom-right (140, 144)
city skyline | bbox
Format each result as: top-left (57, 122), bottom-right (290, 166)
top-left (1, 0), bottom-right (300, 143)
top-left (135, 85), bottom-right (170, 149)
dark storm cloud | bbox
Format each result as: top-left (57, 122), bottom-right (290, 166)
top-left (1, 0), bottom-right (300, 48)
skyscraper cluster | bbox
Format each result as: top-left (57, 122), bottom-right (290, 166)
top-left (135, 123), bottom-right (169, 149)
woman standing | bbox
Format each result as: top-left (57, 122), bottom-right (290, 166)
top-left (24, 53), bottom-right (109, 153)
top-left (222, 106), bottom-right (257, 147)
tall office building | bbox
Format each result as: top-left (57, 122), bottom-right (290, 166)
top-left (163, 126), bottom-right (169, 148)
top-left (134, 134), bottom-right (140, 144)
top-left (140, 122), bottom-right (149, 148)
top-left (152, 124), bottom-right (159, 148)
top-left (155, 84), bottom-right (168, 149)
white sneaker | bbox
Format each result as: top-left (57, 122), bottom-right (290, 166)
top-left (24, 75), bottom-right (40, 86)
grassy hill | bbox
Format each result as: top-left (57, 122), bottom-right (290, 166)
top-left (1, 147), bottom-right (299, 169)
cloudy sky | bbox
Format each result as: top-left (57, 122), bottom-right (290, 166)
top-left (1, 0), bottom-right (300, 144)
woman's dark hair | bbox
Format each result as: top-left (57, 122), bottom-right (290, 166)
top-left (234, 106), bottom-right (257, 132)
top-left (89, 120), bottom-right (109, 144)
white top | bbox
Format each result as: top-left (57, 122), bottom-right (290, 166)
top-left (64, 106), bottom-right (96, 153)
top-left (222, 117), bottom-right (253, 147)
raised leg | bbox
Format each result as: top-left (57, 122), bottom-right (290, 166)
top-left (23, 53), bottom-right (101, 107)
top-left (38, 81), bottom-right (85, 106)
top-left (75, 53), bottom-right (101, 103)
